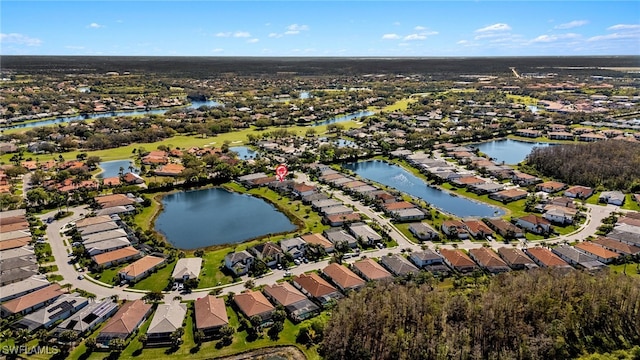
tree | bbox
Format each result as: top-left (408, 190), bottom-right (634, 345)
top-left (244, 279), bottom-right (255, 289)
top-left (138, 334), bottom-right (147, 346)
top-left (194, 330), bottom-right (205, 345)
top-left (85, 337), bottom-right (97, 351)
top-left (268, 320), bottom-right (284, 340)
top-left (184, 277), bottom-right (199, 290)
top-left (142, 290), bottom-right (164, 303)
top-left (58, 330), bottom-right (78, 344)
top-left (170, 327), bottom-right (184, 347)
top-left (109, 338), bottom-right (126, 352)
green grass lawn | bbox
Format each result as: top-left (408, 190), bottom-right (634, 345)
top-left (92, 263), bottom-right (127, 285)
top-left (622, 194), bottom-right (640, 211)
top-left (608, 263), bottom-right (640, 278)
top-left (131, 260), bottom-right (176, 292)
top-left (375, 97), bottom-right (417, 113)
top-left (439, 183), bottom-right (524, 218)
top-left (395, 223), bottom-right (421, 244)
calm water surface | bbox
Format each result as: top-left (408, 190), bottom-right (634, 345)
top-left (96, 160), bottom-right (137, 178)
top-left (473, 139), bottom-right (551, 165)
top-left (344, 160), bottom-right (504, 218)
top-left (155, 188), bottom-right (296, 249)
top-left (230, 146), bottom-right (258, 159)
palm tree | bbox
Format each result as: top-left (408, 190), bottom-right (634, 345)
top-left (14, 328), bottom-right (31, 344)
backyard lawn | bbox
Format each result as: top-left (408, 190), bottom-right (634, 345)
top-left (131, 260), bottom-right (176, 292)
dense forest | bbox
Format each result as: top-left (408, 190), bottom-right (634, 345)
top-left (524, 140), bottom-right (640, 191)
top-left (320, 270), bottom-right (640, 360)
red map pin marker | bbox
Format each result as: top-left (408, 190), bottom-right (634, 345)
top-left (276, 164), bottom-right (288, 182)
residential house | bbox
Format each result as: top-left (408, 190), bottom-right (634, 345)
top-left (497, 247), bottom-right (538, 270)
top-left (321, 205), bottom-right (354, 217)
top-left (409, 249), bottom-right (449, 274)
top-left (118, 255), bottom-right (166, 283)
top-left (608, 229), bottom-right (640, 247)
top-left (489, 189), bottom-right (529, 203)
top-left (75, 215), bottom-right (116, 228)
top-left (54, 299), bottom-right (119, 336)
top-left (322, 263), bottom-right (365, 292)
top-left (564, 185), bottom-right (594, 199)
top-left (552, 245), bottom-right (606, 271)
top-left (579, 133), bottom-right (607, 142)
top-left (547, 131), bottom-right (574, 140)
top-left (154, 163), bottom-right (185, 177)
top-left (85, 238), bottom-right (131, 256)
top-left (224, 251), bottom-right (255, 276)
top-left (301, 233), bottom-right (334, 253)
top-left (536, 181), bottom-right (567, 193)
top-left (351, 258), bottom-right (393, 282)
top-left (94, 193), bottom-right (136, 209)
top-left (325, 213), bottom-right (362, 226)
top-left (171, 257), bottom-right (203, 282)
top-left (0, 284), bottom-right (64, 316)
top-left (516, 129), bottom-right (542, 138)
top-left (599, 191), bottom-right (625, 206)
top-left (14, 293), bottom-right (88, 332)
top-left (348, 222), bottom-right (382, 245)
top-left (323, 229), bottom-right (358, 249)
top-left (92, 246), bottom-right (141, 269)
top-left (524, 247), bottom-right (572, 269)
top-left (392, 208), bottom-right (427, 222)
top-left (441, 220), bottom-right (469, 239)
top-left (78, 221), bottom-right (120, 236)
top-left (543, 206), bottom-right (576, 224)
top-left (248, 242), bottom-right (284, 267)
top-left (469, 248), bottom-right (510, 273)
top-left (439, 249), bottom-right (478, 273)
top-left (146, 301), bottom-right (188, 346)
top-left (0, 275), bottom-right (49, 303)
top-left (462, 219), bottom-right (495, 239)
top-left (292, 183), bottom-right (317, 198)
top-left (97, 300), bottom-right (153, 347)
top-left (293, 273), bottom-right (343, 306)
top-left (237, 173), bottom-right (269, 188)
top-left (280, 237), bottom-right (307, 259)
top-left (592, 237), bottom-right (640, 256)
top-left (485, 218), bottom-right (524, 238)
top-left (263, 282), bottom-right (320, 322)
top-left (234, 290), bottom-right (276, 323)
top-left (194, 295), bottom-right (229, 338)
top-left (82, 229), bottom-right (128, 244)
top-left (379, 255), bottom-right (420, 276)
top-left (516, 215), bottom-right (552, 234)
top-left (311, 199), bottom-right (342, 210)
top-left (511, 171), bottom-right (541, 186)
top-left (408, 222), bottom-right (439, 241)
top-left (574, 242), bottom-right (620, 264)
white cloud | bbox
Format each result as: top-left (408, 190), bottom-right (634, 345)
top-left (64, 45), bottom-right (85, 50)
top-left (555, 20), bottom-right (588, 29)
top-left (87, 23), bottom-right (104, 29)
top-left (215, 32), bottom-right (231, 37)
top-left (475, 23), bottom-right (511, 33)
top-left (588, 32), bottom-right (640, 42)
top-left (268, 33), bottom-right (282, 38)
top-left (404, 33), bottom-right (427, 41)
top-left (247, 38), bottom-right (259, 43)
top-left (457, 40), bottom-right (468, 44)
top-left (607, 24), bottom-right (640, 31)
top-left (531, 33), bottom-right (580, 43)
top-left (211, 48), bottom-right (224, 53)
top-left (398, 42), bottom-right (410, 47)
top-left (382, 33), bottom-right (401, 40)
top-left (233, 31), bottom-right (251, 38)
top-left (0, 33), bottom-right (42, 46)
top-left (393, 21), bottom-right (401, 26)
top-left (414, 25), bottom-right (426, 31)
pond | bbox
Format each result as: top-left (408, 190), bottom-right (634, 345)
top-left (230, 146), bottom-right (258, 160)
top-left (314, 110), bottom-right (375, 126)
top-left (155, 188), bottom-right (296, 249)
top-left (3, 100), bottom-right (222, 130)
top-left (96, 160), bottom-right (137, 178)
top-left (343, 160), bottom-right (504, 218)
top-left (472, 139), bottom-right (551, 165)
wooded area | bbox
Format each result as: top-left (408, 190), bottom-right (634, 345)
top-left (320, 270), bottom-right (640, 360)
top-left (525, 140), bottom-right (640, 191)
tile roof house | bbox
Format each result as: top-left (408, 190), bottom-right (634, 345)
top-left (92, 246), bottom-right (141, 269)
top-left (14, 293), bottom-right (88, 332)
top-left (224, 250), bottom-right (255, 276)
top-left (146, 301), bottom-right (188, 346)
top-left (117, 255), bottom-right (166, 283)
top-left (94, 193), bottom-right (137, 209)
top-left (154, 163), bottom-right (185, 177)
top-left (536, 181), bottom-right (567, 193)
top-left (564, 185), bottom-right (594, 199)
top-left (0, 275), bottom-right (50, 303)
top-left (280, 237), bottom-right (307, 259)
top-left (497, 247), bottom-right (538, 270)
top-left (407, 222), bottom-right (439, 241)
top-left (574, 242), bottom-right (620, 264)
top-left (0, 283), bottom-right (64, 316)
top-left (462, 220), bottom-right (494, 239)
top-left (322, 263), bottom-right (365, 292)
top-left (524, 247), bottom-right (572, 269)
top-left (324, 229), bottom-right (359, 248)
top-left (171, 257), bottom-right (203, 281)
top-left (552, 245), bottom-right (606, 271)
top-left (325, 213), bottom-right (361, 226)
top-left (469, 248), bottom-right (510, 273)
top-left (441, 220), bottom-right (469, 239)
top-left (293, 273), bottom-right (343, 307)
top-left (248, 242), bottom-right (284, 267)
top-left (379, 255), bottom-right (419, 276)
top-left (592, 237), bottom-right (640, 256)
top-left (234, 290), bottom-right (276, 323)
top-left (409, 250), bottom-right (449, 274)
top-left (75, 215), bottom-right (114, 228)
top-left (194, 295), bottom-right (229, 337)
top-left (85, 238), bottom-right (132, 256)
top-left (263, 282), bottom-right (320, 322)
top-left (489, 189), bottom-right (529, 203)
top-left (486, 218), bottom-right (524, 238)
top-left (301, 233), bottom-right (334, 253)
top-left (516, 215), bottom-right (552, 235)
top-left (78, 221), bottom-right (120, 236)
top-left (351, 258), bottom-right (393, 282)
top-left (599, 191), bottom-right (626, 206)
top-left (97, 300), bottom-right (153, 347)
top-left (54, 299), bottom-right (119, 336)
top-left (439, 249), bottom-right (478, 273)
top-left (348, 222), bottom-right (383, 245)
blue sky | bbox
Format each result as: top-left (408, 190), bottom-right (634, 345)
top-left (1, 1), bottom-right (639, 56)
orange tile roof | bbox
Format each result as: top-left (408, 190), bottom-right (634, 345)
top-left (301, 233), bottom-right (333, 250)
top-left (194, 295), bottom-right (229, 330)
top-left (526, 247), bottom-right (569, 267)
top-left (118, 255), bottom-right (165, 278)
top-left (384, 201), bottom-right (415, 211)
top-left (469, 248), bottom-right (508, 268)
top-left (352, 258), bottom-right (392, 281)
top-left (92, 246), bottom-right (140, 266)
top-left (263, 282), bottom-right (308, 307)
top-left (0, 236), bottom-right (31, 251)
top-left (234, 290), bottom-right (275, 318)
top-left (0, 221), bottom-right (29, 233)
top-left (1, 284), bottom-right (63, 314)
top-left (439, 248), bottom-right (476, 268)
top-left (322, 263), bottom-right (365, 290)
top-left (100, 300), bottom-right (152, 336)
top-left (575, 242), bottom-right (620, 260)
top-left (294, 273), bottom-right (338, 298)
top-left (592, 237), bottom-right (640, 255)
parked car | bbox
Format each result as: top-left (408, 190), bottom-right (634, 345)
top-left (77, 275), bottom-right (84, 280)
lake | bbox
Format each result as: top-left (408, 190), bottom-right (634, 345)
top-left (472, 139), bottom-right (551, 165)
top-left (155, 188), bottom-right (296, 249)
top-left (3, 100), bottom-right (221, 130)
top-left (344, 160), bottom-right (504, 218)
top-left (96, 160), bottom-right (138, 178)
top-left (230, 146), bottom-right (258, 160)
top-left (314, 110), bottom-right (375, 126)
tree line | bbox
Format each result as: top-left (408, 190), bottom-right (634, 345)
top-left (320, 269), bottom-right (640, 360)
top-left (525, 140), bottom-right (640, 191)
